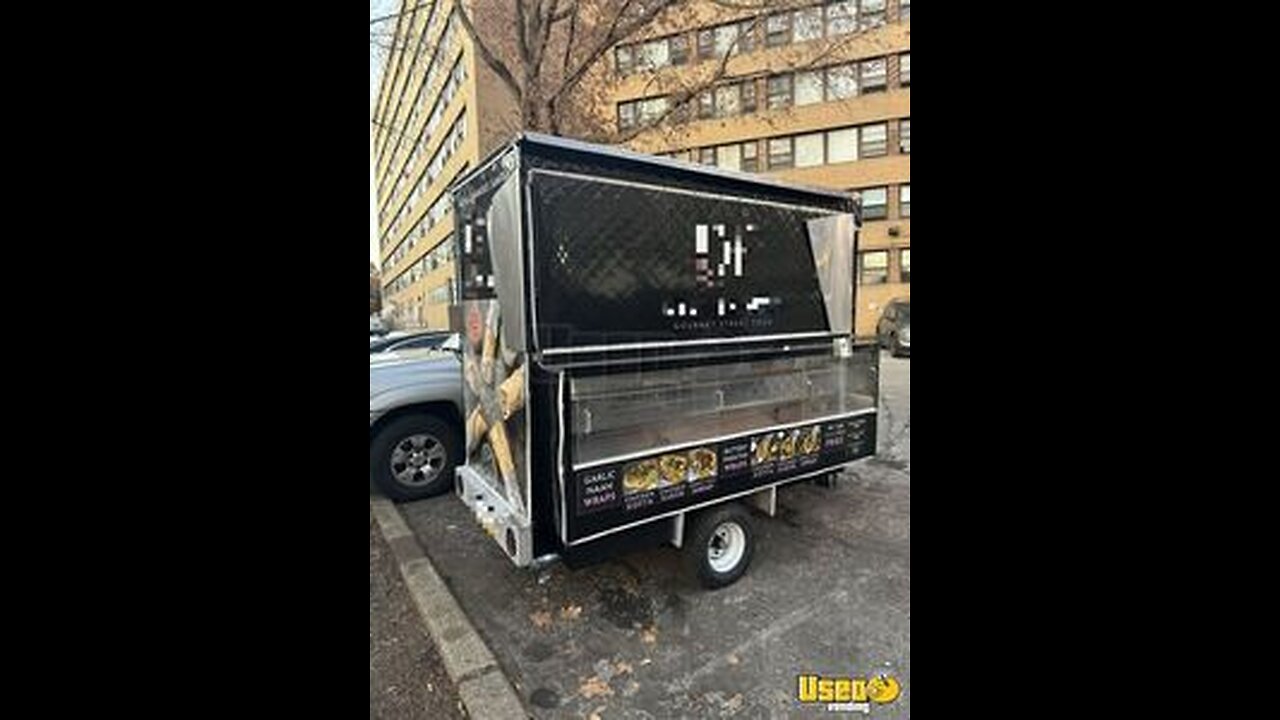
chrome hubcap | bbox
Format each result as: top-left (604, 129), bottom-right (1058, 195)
top-left (390, 433), bottom-right (446, 486)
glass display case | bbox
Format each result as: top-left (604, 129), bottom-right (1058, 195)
top-left (570, 348), bottom-right (877, 467)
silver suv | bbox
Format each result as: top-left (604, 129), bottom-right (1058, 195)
top-left (369, 336), bottom-right (464, 501)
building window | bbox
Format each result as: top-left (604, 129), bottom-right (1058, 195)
top-left (794, 6), bottom-right (823, 42)
top-left (827, 127), bottom-right (858, 163)
top-left (860, 187), bottom-right (888, 219)
top-left (900, 248), bottom-right (910, 283)
top-left (899, 184), bottom-right (910, 217)
top-left (742, 141), bottom-right (759, 172)
top-left (715, 24), bottom-right (740, 56)
top-left (860, 0), bottom-right (887, 29)
top-left (900, 0), bottom-right (911, 21)
top-left (860, 123), bottom-right (888, 157)
top-left (738, 19), bottom-right (758, 52)
top-left (637, 38), bottom-right (670, 71)
top-left (699, 147), bottom-right (717, 165)
top-left (697, 29), bottom-right (715, 59)
top-left (716, 84), bottom-right (741, 117)
top-left (717, 143), bottom-right (741, 171)
top-left (741, 79), bottom-right (758, 112)
top-left (618, 102), bottom-right (636, 130)
top-left (795, 132), bottom-right (825, 168)
top-left (614, 45), bottom-right (634, 74)
top-left (795, 70), bottom-right (824, 106)
top-left (859, 251), bottom-right (889, 285)
top-left (768, 137), bottom-right (794, 169)
top-left (672, 99), bottom-right (691, 123)
top-left (827, 0), bottom-right (858, 35)
top-left (766, 13), bottom-right (791, 47)
top-left (767, 74), bottom-right (793, 109)
top-left (638, 96), bottom-right (669, 125)
top-left (698, 90), bottom-right (715, 119)
top-left (670, 34), bottom-right (689, 65)
top-left (826, 63), bottom-right (858, 100)
top-left (860, 58), bottom-right (887, 93)
top-left (899, 52), bottom-right (910, 86)
top-left (899, 119), bottom-right (910, 153)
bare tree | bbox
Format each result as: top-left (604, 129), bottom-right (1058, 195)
top-left (451, 0), bottom-right (900, 141)
top-left (372, 0), bottom-right (903, 171)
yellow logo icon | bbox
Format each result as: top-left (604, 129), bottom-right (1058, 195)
top-left (866, 674), bottom-right (900, 703)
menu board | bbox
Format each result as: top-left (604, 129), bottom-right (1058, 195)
top-left (568, 412), bottom-right (875, 541)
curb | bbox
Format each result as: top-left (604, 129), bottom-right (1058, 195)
top-left (371, 496), bottom-right (528, 719)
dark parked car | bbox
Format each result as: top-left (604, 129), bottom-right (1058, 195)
top-left (876, 298), bottom-right (910, 357)
top-left (369, 330), bottom-right (453, 354)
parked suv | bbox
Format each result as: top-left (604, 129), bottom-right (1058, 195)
top-left (876, 298), bottom-right (910, 357)
top-left (369, 336), bottom-right (465, 501)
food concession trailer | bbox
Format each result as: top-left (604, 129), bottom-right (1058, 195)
top-left (450, 133), bottom-right (878, 588)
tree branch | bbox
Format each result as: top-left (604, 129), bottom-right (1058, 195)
top-left (560, 0), bottom-right (580, 74)
top-left (549, 0), bottom-right (680, 106)
top-left (453, 0), bottom-right (524, 102)
top-left (516, 0), bottom-right (533, 67)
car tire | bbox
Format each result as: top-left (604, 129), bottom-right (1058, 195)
top-left (370, 413), bottom-right (460, 502)
top-left (685, 504), bottom-right (756, 589)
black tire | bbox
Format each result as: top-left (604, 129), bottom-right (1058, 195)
top-left (370, 413), bottom-right (460, 502)
top-left (685, 504), bottom-right (756, 589)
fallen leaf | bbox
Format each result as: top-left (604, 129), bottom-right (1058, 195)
top-left (641, 628), bottom-right (658, 645)
top-left (615, 661), bottom-right (633, 676)
top-left (561, 604), bottom-right (583, 620)
top-left (579, 676), bottom-right (613, 699)
top-left (530, 610), bottom-right (553, 629)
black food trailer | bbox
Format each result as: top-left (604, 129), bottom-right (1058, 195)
top-left (449, 133), bottom-right (878, 588)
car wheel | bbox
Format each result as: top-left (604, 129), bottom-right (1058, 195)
top-left (370, 413), bottom-right (460, 502)
top-left (685, 504), bottom-right (756, 589)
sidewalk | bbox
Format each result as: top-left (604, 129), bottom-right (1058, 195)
top-left (370, 510), bottom-right (466, 719)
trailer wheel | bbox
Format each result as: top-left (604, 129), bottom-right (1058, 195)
top-left (686, 504), bottom-right (755, 589)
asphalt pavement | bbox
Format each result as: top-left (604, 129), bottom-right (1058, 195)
top-left (397, 351), bottom-right (910, 718)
